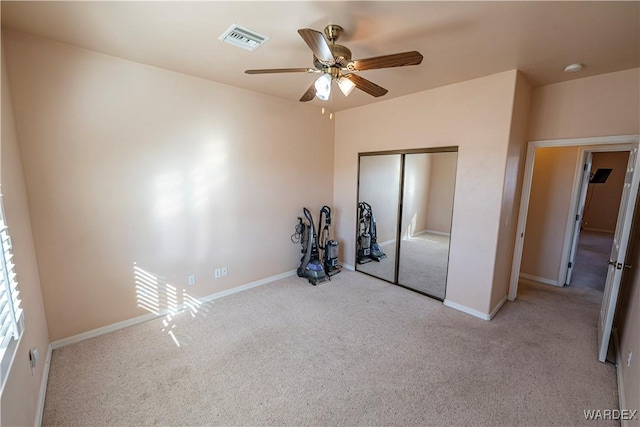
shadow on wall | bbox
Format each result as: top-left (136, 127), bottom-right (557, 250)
top-left (133, 263), bottom-right (209, 347)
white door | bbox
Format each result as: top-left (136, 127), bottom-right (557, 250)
top-left (566, 152), bottom-right (593, 285)
top-left (598, 147), bottom-right (639, 362)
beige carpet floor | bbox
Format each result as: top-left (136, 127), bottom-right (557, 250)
top-left (398, 233), bottom-right (449, 298)
top-left (356, 233), bottom-right (450, 299)
top-left (570, 230), bottom-right (614, 291)
top-left (43, 271), bottom-right (617, 426)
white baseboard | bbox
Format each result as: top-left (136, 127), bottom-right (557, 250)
top-left (378, 238), bottom-right (396, 247)
top-left (197, 269), bottom-right (296, 305)
top-left (443, 299), bottom-right (490, 321)
top-left (519, 273), bottom-right (559, 287)
top-left (35, 344), bottom-right (52, 427)
top-left (583, 227), bottom-right (615, 234)
top-left (489, 295), bottom-right (508, 320)
top-left (422, 229), bottom-right (451, 237)
top-left (51, 269), bottom-right (297, 349)
top-left (51, 312), bottom-right (158, 349)
top-left (341, 263), bottom-right (355, 271)
top-left (613, 328), bottom-right (629, 427)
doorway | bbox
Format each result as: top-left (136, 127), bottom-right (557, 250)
top-left (509, 134), bottom-right (640, 363)
top-left (568, 151), bottom-right (630, 291)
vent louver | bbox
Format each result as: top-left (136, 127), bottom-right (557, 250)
top-left (219, 24), bottom-right (269, 51)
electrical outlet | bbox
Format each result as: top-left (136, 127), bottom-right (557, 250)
top-left (29, 348), bottom-right (40, 375)
top-left (628, 351), bottom-right (633, 367)
top-left (221, 267), bottom-right (228, 276)
top-left (188, 275), bottom-right (196, 286)
top-left (215, 268), bottom-right (221, 278)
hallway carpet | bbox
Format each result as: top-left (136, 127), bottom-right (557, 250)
top-left (570, 230), bottom-right (614, 291)
top-left (43, 271), bottom-right (617, 426)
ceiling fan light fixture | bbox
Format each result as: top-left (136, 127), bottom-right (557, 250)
top-left (314, 74), bottom-right (332, 101)
top-left (338, 77), bottom-right (356, 97)
top-left (245, 24), bottom-right (422, 103)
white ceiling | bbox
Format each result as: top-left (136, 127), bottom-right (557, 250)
top-left (2, 1), bottom-right (638, 112)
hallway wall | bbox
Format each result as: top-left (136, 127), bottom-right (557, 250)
top-left (583, 151), bottom-right (630, 233)
top-left (521, 146), bottom-right (580, 284)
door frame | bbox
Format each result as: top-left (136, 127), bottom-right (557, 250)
top-left (356, 146), bottom-right (458, 300)
top-left (508, 134), bottom-right (640, 301)
top-left (562, 145), bottom-right (634, 286)
top-left (564, 150), bottom-right (592, 286)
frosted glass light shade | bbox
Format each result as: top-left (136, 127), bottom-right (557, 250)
top-left (314, 74), bottom-right (331, 101)
top-left (338, 77), bottom-right (356, 96)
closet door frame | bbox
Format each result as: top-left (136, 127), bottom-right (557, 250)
top-left (356, 146), bottom-right (458, 299)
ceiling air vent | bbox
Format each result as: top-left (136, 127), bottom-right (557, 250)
top-left (219, 24), bottom-right (269, 51)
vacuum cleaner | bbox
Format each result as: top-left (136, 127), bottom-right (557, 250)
top-left (291, 207), bottom-right (327, 285)
top-left (319, 205), bottom-right (341, 277)
top-left (357, 201), bottom-right (386, 264)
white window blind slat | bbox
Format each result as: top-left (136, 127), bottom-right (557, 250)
top-left (0, 304), bottom-right (11, 327)
top-left (0, 329), bottom-right (13, 349)
top-left (0, 193), bottom-right (23, 351)
top-left (0, 306), bottom-right (13, 346)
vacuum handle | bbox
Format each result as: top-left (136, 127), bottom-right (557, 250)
top-left (303, 207), bottom-right (312, 223)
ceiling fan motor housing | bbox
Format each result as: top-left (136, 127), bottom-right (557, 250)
top-left (314, 44), bottom-right (352, 69)
top-left (324, 24), bottom-right (343, 42)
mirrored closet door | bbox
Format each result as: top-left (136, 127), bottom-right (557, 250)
top-left (356, 148), bottom-right (458, 300)
top-left (356, 154), bottom-right (401, 283)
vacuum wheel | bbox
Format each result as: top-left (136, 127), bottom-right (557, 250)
top-left (297, 268), bottom-right (304, 277)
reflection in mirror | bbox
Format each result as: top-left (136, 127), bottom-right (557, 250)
top-left (356, 154), bottom-right (400, 282)
top-left (398, 152), bottom-right (457, 299)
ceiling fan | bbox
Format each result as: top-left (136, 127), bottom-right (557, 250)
top-left (245, 24), bottom-right (423, 102)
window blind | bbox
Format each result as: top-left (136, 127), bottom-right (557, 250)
top-left (0, 195), bottom-right (22, 355)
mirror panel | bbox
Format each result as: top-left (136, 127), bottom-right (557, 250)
top-left (356, 154), bottom-right (400, 282)
top-left (398, 152), bottom-right (457, 298)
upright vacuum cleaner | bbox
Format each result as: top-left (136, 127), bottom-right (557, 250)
top-left (319, 206), bottom-right (340, 277)
top-left (357, 202), bottom-right (386, 264)
top-left (292, 208), bottom-right (327, 285)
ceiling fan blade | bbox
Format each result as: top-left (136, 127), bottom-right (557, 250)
top-left (300, 82), bottom-right (316, 102)
top-left (343, 74), bottom-right (388, 97)
top-left (298, 28), bottom-right (335, 64)
top-left (349, 51), bottom-right (423, 71)
top-left (245, 68), bottom-right (318, 74)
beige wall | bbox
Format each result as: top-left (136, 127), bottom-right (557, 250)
top-left (360, 151), bottom-right (456, 243)
top-left (528, 69), bottom-right (640, 141)
top-left (1, 37), bottom-right (51, 426)
top-left (583, 151), bottom-right (630, 233)
top-left (334, 70), bottom-right (518, 314)
top-left (358, 155), bottom-right (401, 244)
top-left (425, 152), bottom-right (458, 235)
top-left (402, 153), bottom-right (431, 238)
top-left (521, 146), bottom-right (580, 283)
top-left (491, 72), bottom-right (532, 309)
top-left (3, 30), bottom-right (334, 341)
